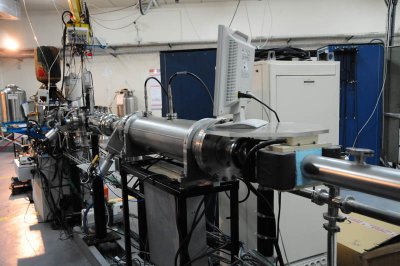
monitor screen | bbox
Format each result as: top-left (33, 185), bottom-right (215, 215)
top-left (213, 25), bottom-right (255, 119)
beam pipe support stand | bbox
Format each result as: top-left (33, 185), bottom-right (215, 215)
top-left (91, 134), bottom-right (107, 239)
top-left (120, 161), bottom-right (132, 266)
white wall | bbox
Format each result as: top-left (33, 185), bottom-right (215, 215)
top-left (0, 0), bottom-right (392, 49)
top-left (0, 0), bottom-right (395, 108)
top-left (0, 53), bottom-right (160, 110)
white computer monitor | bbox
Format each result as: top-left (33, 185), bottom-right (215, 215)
top-left (213, 25), bottom-right (255, 123)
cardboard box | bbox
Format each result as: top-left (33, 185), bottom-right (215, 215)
top-left (338, 213), bottom-right (400, 266)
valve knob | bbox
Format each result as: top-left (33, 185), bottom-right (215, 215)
top-left (345, 147), bottom-right (374, 164)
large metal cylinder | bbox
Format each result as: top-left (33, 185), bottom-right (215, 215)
top-left (116, 89), bottom-right (138, 117)
top-left (0, 84), bottom-right (27, 123)
top-left (64, 74), bottom-right (83, 107)
top-left (127, 116), bottom-right (195, 160)
top-left (124, 91), bottom-right (138, 115)
top-left (302, 155), bottom-right (400, 202)
top-left (88, 113), bottom-right (242, 172)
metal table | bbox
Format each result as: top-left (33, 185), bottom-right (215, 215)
top-left (119, 161), bottom-right (240, 266)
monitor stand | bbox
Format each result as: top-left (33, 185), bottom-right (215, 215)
top-left (215, 104), bottom-right (268, 129)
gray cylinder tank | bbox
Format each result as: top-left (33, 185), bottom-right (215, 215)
top-left (0, 84), bottom-right (27, 123)
top-left (124, 90), bottom-right (138, 115)
top-left (116, 89), bottom-right (138, 117)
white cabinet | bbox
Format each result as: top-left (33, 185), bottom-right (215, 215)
top-left (247, 60), bottom-right (340, 144)
top-left (242, 60), bottom-right (340, 263)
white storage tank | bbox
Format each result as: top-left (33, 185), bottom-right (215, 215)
top-left (0, 84), bottom-right (27, 123)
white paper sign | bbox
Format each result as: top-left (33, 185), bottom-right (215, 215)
top-left (148, 69), bottom-right (162, 110)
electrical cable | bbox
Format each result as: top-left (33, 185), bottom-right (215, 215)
top-left (240, 178), bottom-right (285, 266)
top-left (28, 119), bottom-right (42, 131)
top-left (255, 47), bottom-right (310, 61)
top-left (168, 71), bottom-right (214, 105)
top-left (105, 183), bottom-right (141, 203)
top-left (144, 77), bottom-right (168, 96)
top-left (182, 4), bottom-right (201, 40)
top-left (91, 17), bottom-right (140, 30)
top-left (60, 23), bottom-right (67, 93)
top-left (279, 231), bottom-right (290, 266)
top-left (23, 0), bottom-right (62, 93)
top-left (352, 1), bottom-right (391, 149)
top-left (107, 227), bottom-right (143, 251)
top-left (259, 0), bottom-right (273, 49)
top-left (174, 198), bottom-right (206, 266)
top-left (242, 139), bottom-right (286, 179)
top-left (244, 2), bottom-right (253, 40)
top-left (91, 11), bottom-right (135, 21)
top-left (182, 243), bottom-right (228, 266)
top-left (277, 191), bottom-right (290, 266)
top-left (370, 38), bottom-right (385, 44)
top-left (127, 175), bottom-right (135, 185)
top-left (229, 0), bottom-right (241, 27)
top-left (238, 91), bottom-right (280, 122)
top-left (224, 178), bottom-right (250, 204)
top-left (22, 0), bottom-right (48, 68)
top-left (139, 0), bottom-right (155, 15)
top-left (51, 0), bottom-right (61, 16)
top-left (262, 106), bottom-right (271, 122)
top-left (83, 203), bottom-right (93, 234)
top-left (276, 192), bottom-right (282, 242)
top-left (92, 4), bottom-right (138, 15)
top-left (239, 138), bottom-right (287, 266)
top-left (144, 156), bottom-right (166, 170)
top-left (105, 202), bottom-right (110, 228)
top-left (132, 173), bottom-right (163, 190)
top-left (36, 160), bottom-right (69, 238)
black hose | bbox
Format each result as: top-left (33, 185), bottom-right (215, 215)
top-left (242, 139), bottom-right (286, 179)
top-left (238, 92), bottom-right (280, 122)
top-left (28, 119), bottom-right (42, 131)
top-left (168, 71), bottom-right (214, 106)
top-left (144, 76), bottom-right (168, 96)
top-left (239, 138), bottom-right (286, 266)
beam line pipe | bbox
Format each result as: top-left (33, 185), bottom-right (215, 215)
top-left (291, 188), bottom-right (400, 226)
top-left (301, 155), bottom-right (400, 202)
top-left (127, 116), bottom-right (195, 160)
top-left (342, 199), bottom-right (400, 226)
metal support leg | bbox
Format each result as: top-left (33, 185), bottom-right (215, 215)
top-left (324, 187), bottom-right (345, 266)
top-left (91, 135), bottom-right (107, 239)
top-left (230, 181), bottom-right (239, 263)
top-left (177, 197), bottom-right (189, 265)
top-left (138, 183), bottom-right (148, 260)
top-left (257, 186), bottom-right (275, 257)
top-left (120, 164), bottom-right (132, 266)
top-left (13, 133), bottom-right (16, 157)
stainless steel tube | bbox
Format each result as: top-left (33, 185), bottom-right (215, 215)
top-left (144, 84), bottom-right (149, 115)
top-left (302, 155), bottom-right (400, 202)
top-left (291, 189), bottom-right (400, 226)
top-left (342, 199), bottom-right (400, 226)
top-left (127, 116), bottom-right (195, 160)
top-left (167, 84), bottom-right (174, 118)
top-left (326, 187), bottom-right (339, 266)
top-left (87, 113), bottom-right (120, 136)
top-left (44, 127), bottom-right (60, 142)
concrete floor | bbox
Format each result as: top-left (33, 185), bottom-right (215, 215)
top-left (0, 152), bottom-right (92, 266)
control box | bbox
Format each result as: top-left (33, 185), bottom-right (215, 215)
top-left (66, 25), bottom-right (90, 45)
top-left (14, 158), bottom-right (35, 182)
top-left (256, 145), bottom-right (325, 190)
